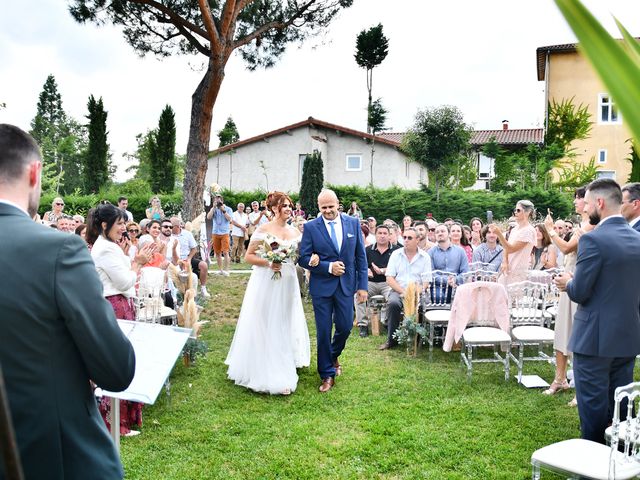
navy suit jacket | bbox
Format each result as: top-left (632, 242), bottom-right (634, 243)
top-left (299, 214), bottom-right (368, 298)
top-left (0, 203), bottom-right (136, 480)
top-left (632, 220), bottom-right (640, 233)
top-left (567, 216), bottom-right (640, 357)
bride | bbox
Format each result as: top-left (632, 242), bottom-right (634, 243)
top-left (225, 191), bottom-right (311, 395)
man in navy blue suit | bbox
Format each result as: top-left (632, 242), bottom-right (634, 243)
top-left (299, 189), bottom-right (368, 392)
top-left (555, 179), bottom-right (640, 443)
top-left (621, 182), bottom-right (640, 232)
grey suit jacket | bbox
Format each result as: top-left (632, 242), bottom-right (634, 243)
top-left (0, 203), bottom-right (135, 480)
top-left (567, 216), bottom-right (640, 357)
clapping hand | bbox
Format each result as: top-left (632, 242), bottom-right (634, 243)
top-left (135, 242), bottom-right (156, 266)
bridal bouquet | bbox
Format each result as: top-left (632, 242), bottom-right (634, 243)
top-left (256, 234), bottom-right (298, 280)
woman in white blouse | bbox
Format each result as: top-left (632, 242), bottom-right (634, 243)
top-left (87, 203), bottom-right (154, 320)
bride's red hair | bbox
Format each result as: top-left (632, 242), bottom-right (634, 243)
top-left (266, 191), bottom-right (293, 214)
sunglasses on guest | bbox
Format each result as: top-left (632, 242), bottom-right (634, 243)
top-left (55, 202), bottom-right (64, 206)
top-left (513, 208), bottom-right (523, 214)
top-left (428, 228), bottom-right (436, 232)
top-left (403, 235), bottom-right (416, 240)
top-left (128, 229), bottom-right (139, 234)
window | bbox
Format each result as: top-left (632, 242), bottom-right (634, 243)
top-left (599, 94), bottom-right (621, 123)
top-left (478, 153), bottom-right (494, 179)
top-left (346, 154), bottom-right (362, 171)
top-left (298, 154), bottom-right (307, 184)
top-left (598, 149), bottom-right (607, 164)
top-left (596, 170), bottom-right (616, 180)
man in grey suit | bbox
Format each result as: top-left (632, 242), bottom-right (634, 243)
top-left (0, 124), bottom-right (136, 479)
top-left (621, 182), bottom-right (640, 232)
top-left (555, 178), bottom-right (640, 443)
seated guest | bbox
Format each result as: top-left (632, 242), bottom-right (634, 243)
top-left (365, 217), bottom-right (376, 245)
top-left (426, 219), bottom-right (438, 243)
top-left (171, 216), bottom-right (211, 298)
top-left (414, 221), bottom-right (434, 251)
top-left (355, 225), bottom-right (399, 337)
top-left (450, 223), bottom-right (473, 262)
top-left (361, 223), bottom-right (374, 247)
top-left (428, 224), bottom-right (469, 295)
top-left (56, 215), bottom-right (74, 233)
top-left (380, 227), bottom-right (432, 350)
top-left (471, 225), bottom-right (503, 272)
top-left (387, 223), bottom-right (401, 247)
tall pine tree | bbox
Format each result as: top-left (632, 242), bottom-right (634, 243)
top-left (298, 151), bottom-right (324, 217)
top-left (150, 105), bottom-right (177, 192)
top-left (218, 117), bottom-right (240, 147)
top-left (84, 95), bottom-right (110, 193)
top-left (30, 74), bottom-right (86, 194)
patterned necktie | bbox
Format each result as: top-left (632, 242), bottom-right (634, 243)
top-left (329, 221), bottom-right (339, 252)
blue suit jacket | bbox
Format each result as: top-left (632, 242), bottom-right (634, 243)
top-left (632, 220), bottom-right (640, 233)
top-left (299, 214), bottom-right (368, 298)
top-left (567, 216), bottom-right (640, 357)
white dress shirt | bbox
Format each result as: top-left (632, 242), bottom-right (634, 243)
top-left (322, 215), bottom-right (343, 251)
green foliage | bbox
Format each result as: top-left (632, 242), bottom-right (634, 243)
top-left (298, 151), bottom-right (324, 217)
top-left (367, 98), bottom-right (388, 135)
top-left (555, 156), bottom-right (600, 189)
top-left (124, 130), bottom-right (156, 184)
top-left (38, 189), bottom-right (182, 222)
top-left (545, 97), bottom-right (592, 150)
top-left (355, 23), bottom-right (389, 132)
top-left (354, 23), bottom-right (389, 70)
top-left (218, 116), bottom-right (240, 147)
top-left (402, 105), bottom-right (473, 199)
top-left (151, 105), bottom-right (177, 193)
top-left (326, 185), bottom-right (574, 224)
top-left (393, 315), bottom-right (428, 347)
top-left (29, 75), bottom-right (86, 195)
top-left (627, 141), bottom-right (640, 182)
top-left (84, 95), bottom-right (110, 193)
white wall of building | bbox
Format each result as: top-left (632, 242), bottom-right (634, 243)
top-left (205, 125), bottom-right (424, 192)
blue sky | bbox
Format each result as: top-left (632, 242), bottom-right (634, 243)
top-left (2, 0), bottom-right (640, 180)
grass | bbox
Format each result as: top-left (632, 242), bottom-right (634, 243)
top-left (120, 272), bottom-right (581, 479)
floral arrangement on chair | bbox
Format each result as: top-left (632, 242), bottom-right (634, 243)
top-left (393, 282), bottom-right (427, 356)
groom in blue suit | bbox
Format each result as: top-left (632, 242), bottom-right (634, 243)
top-left (555, 179), bottom-right (640, 443)
top-left (299, 189), bottom-right (368, 392)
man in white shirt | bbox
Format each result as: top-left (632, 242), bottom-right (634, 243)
top-left (622, 182), bottom-right (640, 233)
top-left (230, 203), bottom-right (249, 263)
top-left (380, 227), bottom-right (432, 350)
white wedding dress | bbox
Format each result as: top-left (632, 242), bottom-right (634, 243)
top-left (225, 227), bottom-right (310, 394)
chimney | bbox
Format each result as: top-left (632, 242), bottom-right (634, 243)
top-left (502, 120), bottom-right (509, 131)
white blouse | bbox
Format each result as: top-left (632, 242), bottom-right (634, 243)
top-left (91, 235), bottom-right (137, 298)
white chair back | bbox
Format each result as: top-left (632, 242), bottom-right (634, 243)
top-left (610, 381), bottom-right (640, 478)
top-left (507, 281), bottom-right (548, 327)
top-left (422, 270), bottom-right (457, 310)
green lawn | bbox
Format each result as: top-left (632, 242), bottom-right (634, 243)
top-left (121, 273), bottom-right (580, 479)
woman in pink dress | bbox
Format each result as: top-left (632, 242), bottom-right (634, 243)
top-left (489, 200), bottom-right (536, 285)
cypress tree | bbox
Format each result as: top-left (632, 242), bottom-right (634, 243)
top-left (299, 151), bottom-right (324, 217)
top-left (151, 105), bottom-right (177, 192)
top-left (84, 95), bottom-right (110, 193)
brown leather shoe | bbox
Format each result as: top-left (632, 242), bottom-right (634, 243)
top-left (379, 342), bottom-right (391, 350)
top-left (333, 360), bottom-right (342, 376)
top-left (319, 377), bottom-right (335, 393)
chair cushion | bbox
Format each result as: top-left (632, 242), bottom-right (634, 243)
top-left (462, 327), bottom-right (511, 344)
top-left (531, 438), bottom-right (640, 480)
top-left (512, 326), bottom-right (554, 342)
top-left (545, 306), bottom-right (557, 317)
top-left (424, 310), bottom-right (450, 322)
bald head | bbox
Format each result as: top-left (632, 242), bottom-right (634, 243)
top-left (317, 189), bottom-right (339, 221)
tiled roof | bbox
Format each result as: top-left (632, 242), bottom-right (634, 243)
top-left (209, 117), bottom-right (400, 156)
top-left (471, 128), bottom-right (544, 146)
top-left (378, 132), bottom-right (404, 144)
top-left (382, 129), bottom-right (544, 146)
top-left (536, 42), bottom-right (579, 81)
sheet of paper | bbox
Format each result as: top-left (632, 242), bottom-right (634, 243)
top-left (517, 374), bottom-right (550, 388)
top-left (101, 320), bottom-right (191, 404)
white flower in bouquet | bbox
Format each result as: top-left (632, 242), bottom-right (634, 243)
top-left (256, 234), bottom-right (298, 280)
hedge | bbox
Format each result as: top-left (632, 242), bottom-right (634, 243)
top-left (40, 185), bottom-right (575, 225)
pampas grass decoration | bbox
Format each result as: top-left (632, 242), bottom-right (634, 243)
top-left (403, 282), bottom-right (419, 317)
top-left (168, 262), bottom-right (193, 296)
top-left (177, 288), bottom-right (204, 336)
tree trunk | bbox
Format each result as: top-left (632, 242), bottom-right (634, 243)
top-left (182, 59), bottom-right (224, 222)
